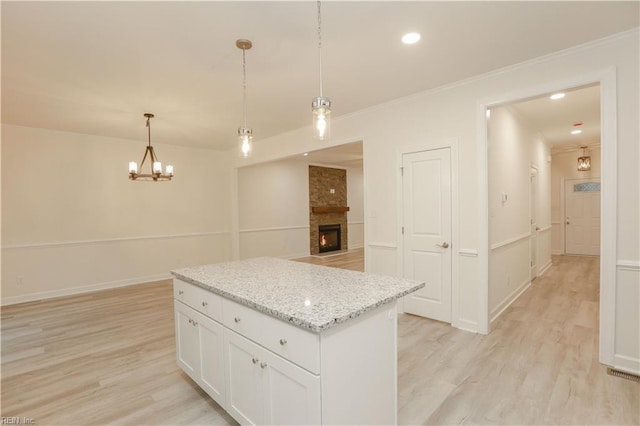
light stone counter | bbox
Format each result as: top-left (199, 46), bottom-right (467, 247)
top-left (171, 257), bottom-right (424, 332)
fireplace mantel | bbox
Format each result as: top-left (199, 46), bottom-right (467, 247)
top-left (311, 206), bottom-right (350, 214)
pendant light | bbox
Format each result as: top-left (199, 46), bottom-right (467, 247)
top-left (577, 146), bottom-right (591, 172)
top-left (128, 113), bottom-right (173, 181)
top-left (237, 39), bottom-right (253, 158)
top-left (311, 0), bottom-right (331, 140)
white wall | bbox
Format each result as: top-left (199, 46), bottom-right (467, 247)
top-left (550, 148), bottom-right (602, 254)
top-left (346, 162), bottom-right (364, 249)
top-left (231, 30), bottom-right (639, 372)
top-left (237, 158), bottom-right (310, 259)
top-left (532, 136), bottom-right (553, 278)
top-left (1, 124), bottom-right (233, 304)
top-left (237, 158), bottom-right (364, 259)
top-left (488, 105), bottom-right (552, 322)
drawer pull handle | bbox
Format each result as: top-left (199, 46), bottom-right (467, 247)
top-left (252, 357), bottom-right (259, 364)
top-left (193, 321), bottom-right (198, 326)
top-left (234, 317), bottom-right (241, 323)
top-left (202, 301), bottom-right (208, 307)
top-left (260, 362), bottom-right (267, 369)
top-left (279, 339), bottom-right (287, 346)
top-left (188, 318), bottom-right (192, 324)
top-left (178, 290), bottom-right (184, 295)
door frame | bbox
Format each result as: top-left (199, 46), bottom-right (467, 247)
top-left (477, 67), bottom-right (617, 365)
top-left (530, 166), bottom-right (538, 280)
top-left (396, 140), bottom-right (460, 329)
top-left (562, 176), bottom-right (602, 256)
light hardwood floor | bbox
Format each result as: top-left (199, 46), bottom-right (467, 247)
top-left (1, 252), bottom-right (638, 425)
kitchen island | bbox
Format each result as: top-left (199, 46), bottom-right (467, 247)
top-left (171, 257), bottom-right (424, 425)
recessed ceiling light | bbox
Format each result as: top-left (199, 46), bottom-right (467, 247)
top-left (303, 152), bottom-right (309, 156)
top-left (550, 93), bottom-right (565, 100)
top-left (571, 129), bottom-right (582, 135)
top-left (402, 32), bottom-right (421, 45)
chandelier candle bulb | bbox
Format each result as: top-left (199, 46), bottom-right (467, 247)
top-left (153, 161), bottom-right (162, 174)
top-left (129, 161), bottom-right (138, 174)
top-left (166, 164), bottom-right (174, 176)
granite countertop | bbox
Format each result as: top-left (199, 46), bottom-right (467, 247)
top-left (171, 257), bottom-right (424, 333)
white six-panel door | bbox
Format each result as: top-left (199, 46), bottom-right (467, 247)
top-left (402, 148), bottom-right (452, 323)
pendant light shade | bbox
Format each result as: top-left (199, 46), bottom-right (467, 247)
top-left (237, 39), bottom-right (253, 158)
top-left (129, 113), bottom-right (173, 181)
top-left (312, 0), bottom-right (331, 140)
top-left (577, 146), bottom-right (591, 172)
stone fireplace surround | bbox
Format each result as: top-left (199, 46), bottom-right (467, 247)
top-left (309, 165), bottom-right (348, 255)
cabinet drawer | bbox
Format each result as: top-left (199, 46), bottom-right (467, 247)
top-left (173, 279), bottom-right (223, 323)
top-left (223, 299), bottom-right (320, 374)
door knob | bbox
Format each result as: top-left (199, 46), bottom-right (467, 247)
top-left (566, 221), bottom-right (570, 225)
top-left (436, 242), bottom-right (449, 249)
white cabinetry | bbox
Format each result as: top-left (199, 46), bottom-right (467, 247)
top-left (174, 300), bottom-right (226, 407)
top-left (174, 278), bottom-right (398, 425)
top-left (225, 329), bottom-right (320, 425)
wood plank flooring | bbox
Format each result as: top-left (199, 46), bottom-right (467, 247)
top-left (1, 253), bottom-right (638, 425)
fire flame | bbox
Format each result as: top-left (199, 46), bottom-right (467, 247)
top-left (320, 234), bottom-right (327, 246)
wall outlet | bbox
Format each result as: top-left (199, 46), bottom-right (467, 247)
top-left (17, 276), bottom-right (24, 286)
top-left (330, 188), bottom-right (335, 194)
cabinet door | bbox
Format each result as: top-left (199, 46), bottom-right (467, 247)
top-left (195, 311), bottom-right (226, 408)
top-left (262, 347), bottom-right (321, 425)
top-left (174, 301), bottom-right (199, 380)
top-left (224, 330), bottom-right (263, 425)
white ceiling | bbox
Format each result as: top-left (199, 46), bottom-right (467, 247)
top-left (505, 84), bottom-right (601, 153)
top-left (2, 1), bottom-right (638, 151)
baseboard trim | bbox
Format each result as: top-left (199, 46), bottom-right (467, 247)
top-left (490, 278), bottom-right (531, 324)
top-left (454, 318), bottom-right (479, 334)
top-left (281, 252), bottom-right (312, 260)
top-left (1, 273), bottom-right (172, 306)
top-left (551, 250), bottom-right (563, 255)
top-left (613, 354), bottom-right (640, 375)
top-left (538, 259), bottom-right (553, 276)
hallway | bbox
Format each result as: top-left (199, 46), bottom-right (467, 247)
top-left (397, 255), bottom-right (639, 424)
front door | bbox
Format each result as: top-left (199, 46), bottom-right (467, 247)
top-left (402, 148), bottom-right (452, 323)
top-left (565, 179), bottom-right (601, 256)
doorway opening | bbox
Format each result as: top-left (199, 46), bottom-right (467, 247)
top-left (485, 81), bottom-right (607, 357)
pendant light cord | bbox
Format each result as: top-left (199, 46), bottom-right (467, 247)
top-left (242, 47), bottom-right (248, 128)
top-left (317, 0), bottom-right (323, 97)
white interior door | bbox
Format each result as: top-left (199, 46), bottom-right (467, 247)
top-left (565, 179), bottom-right (601, 256)
top-left (402, 148), bottom-right (452, 323)
top-left (530, 169), bottom-right (538, 279)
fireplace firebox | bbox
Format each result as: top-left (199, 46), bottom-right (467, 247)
top-left (319, 224), bottom-right (341, 253)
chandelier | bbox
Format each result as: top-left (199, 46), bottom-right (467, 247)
top-left (237, 39), bottom-right (253, 158)
top-left (577, 146), bottom-right (591, 172)
top-left (311, 0), bottom-right (331, 140)
top-left (128, 113), bottom-right (173, 181)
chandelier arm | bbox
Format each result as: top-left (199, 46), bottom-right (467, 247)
top-left (139, 146), bottom-right (151, 173)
